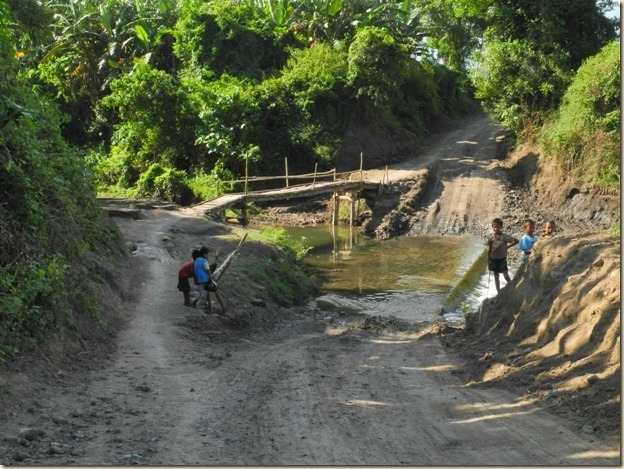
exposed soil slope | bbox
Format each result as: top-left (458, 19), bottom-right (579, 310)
top-left (0, 112), bottom-right (619, 465)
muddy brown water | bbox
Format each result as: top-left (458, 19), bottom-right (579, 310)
top-left (283, 225), bottom-right (492, 322)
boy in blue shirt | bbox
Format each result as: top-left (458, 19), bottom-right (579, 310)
top-left (519, 219), bottom-right (538, 261)
top-left (193, 246), bottom-right (227, 313)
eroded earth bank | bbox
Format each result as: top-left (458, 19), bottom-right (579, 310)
top-left (0, 113), bottom-right (620, 465)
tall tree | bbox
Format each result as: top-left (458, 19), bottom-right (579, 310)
top-left (420, 0), bottom-right (489, 71)
top-left (485, 0), bottom-right (616, 71)
top-left (32, 0), bottom-right (178, 146)
top-left (472, 0), bottom-right (617, 133)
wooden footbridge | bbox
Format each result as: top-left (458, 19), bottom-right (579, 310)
top-left (182, 157), bottom-right (388, 226)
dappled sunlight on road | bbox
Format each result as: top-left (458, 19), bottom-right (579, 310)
top-left (400, 364), bottom-right (458, 372)
top-left (451, 406), bottom-right (541, 424)
top-left (569, 448), bottom-right (621, 461)
top-left (370, 338), bottom-right (418, 345)
top-left (343, 399), bottom-right (391, 407)
top-left (454, 398), bottom-right (540, 414)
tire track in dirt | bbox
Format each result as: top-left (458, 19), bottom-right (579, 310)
top-left (158, 323), bottom-right (618, 465)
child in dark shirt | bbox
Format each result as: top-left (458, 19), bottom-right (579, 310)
top-left (488, 218), bottom-right (519, 292)
top-left (177, 249), bottom-right (200, 306)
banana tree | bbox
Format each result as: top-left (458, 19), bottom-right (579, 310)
top-left (253, 0), bottom-right (426, 49)
top-left (36, 0), bottom-right (178, 145)
top-left (41, 0), bottom-right (176, 86)
top-left (250, 0), bottom-right (295, 28)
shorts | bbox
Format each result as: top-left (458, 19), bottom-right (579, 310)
top-left (177, 276), bottom-right (191, 292)
top-left (488, 257), bottom-right (508, 274)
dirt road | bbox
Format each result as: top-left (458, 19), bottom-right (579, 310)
top-left (358, 114), bottom-right (510, 240)
top-left (0, 114), bottom-right (618, 465)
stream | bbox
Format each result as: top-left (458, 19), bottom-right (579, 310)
top-left (283, 225), bottom-right (496, 325)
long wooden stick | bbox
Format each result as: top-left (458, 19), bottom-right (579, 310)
top-left (212, 233), bottom-right (248, 281)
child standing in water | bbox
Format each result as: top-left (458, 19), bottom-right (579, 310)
top-left (519, 218), bottom-right (538, 261)
top-left (488, 218), bottom-right (519, 292)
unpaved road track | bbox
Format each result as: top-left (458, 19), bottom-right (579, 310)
top-left (363, 113), bottom-right (507, 236)
top-left (69, 215), bottom-right (619, 465)
top-left (1, 115), bottom-right (618, 465)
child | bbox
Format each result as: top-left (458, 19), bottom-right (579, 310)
top-left (177, 249), bottom-right (200, 306)
top-left (193, 246), bottom-right (227, 314)
top-left (488, 218), bottom-right (519, 292)
top-left (519, 218), bottom-right (538, 260)
top-left (543, 220), bottom-right (556, 238)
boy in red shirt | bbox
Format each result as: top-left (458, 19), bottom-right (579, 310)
top-left (177, 249), bottom-right (200, 306)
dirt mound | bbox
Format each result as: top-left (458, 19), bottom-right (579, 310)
top-left (443, 231), bottom-right (621, 441)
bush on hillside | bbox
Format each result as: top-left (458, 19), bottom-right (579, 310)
top-left (136, 163), bottom-right (194, 205)
top-left (347, 26), bottom-right (441, 141)
top-left (471, 39), bottom-right (571, 134)
top-left (99, 62), bottom-right (198, 187)
top-left (0, 7), bottom-right (123, 361)
top-left (539, 41), bottom-right (620, 188)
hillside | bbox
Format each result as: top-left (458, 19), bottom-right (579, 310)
top-left (444, 140), bottom-right (621, 446)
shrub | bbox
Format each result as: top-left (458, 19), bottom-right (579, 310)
top-left (137, 164), bottom-right (194, 205)
top-left (471, 39), bottom-right (570, 134)
top-left (258, 226), bottom-right (312, 261)
top-left (540, 41), bottom-right (620, 187)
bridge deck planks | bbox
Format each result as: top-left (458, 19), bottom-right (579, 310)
top-left (186, 180), bottom-right (380, 217)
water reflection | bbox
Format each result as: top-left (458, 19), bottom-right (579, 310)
top-left (282, 225), bottom-right (486, 322)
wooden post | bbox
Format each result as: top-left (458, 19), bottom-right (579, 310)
top-left (313, 163), bottom-right (318, 188)
top-left (360, 153), bottom-right (364, 190)
top-left (244, 159), bottom-right (249, 197)
top-left (350, 194), bottom-right (354, 228)
top-left (332, 192), bottom-right (339, 225)
top-left (349, 223), bottom-right (353, 250)
top-left (385, 165), bottom-right (389, 194)
top-left (331, 223), bottom-right (338, 263)
top-left (285, 157), bottom-right (289, 188)
top-left (243, 158), bottom-right (249, 226)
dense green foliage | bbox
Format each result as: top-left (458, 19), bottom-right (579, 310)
top-left (24, 0), bottom-right (483, 202)
top-left (540, 41), bottom-right (620, 187)
top-left (0, 2), bottom-right (124, 360)
top-left (13, 0), bottom-right (616, 202)
top-left (471, 0), bottom-right (617, 134)
top-left (472, 39), bottom-right (571, 132)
